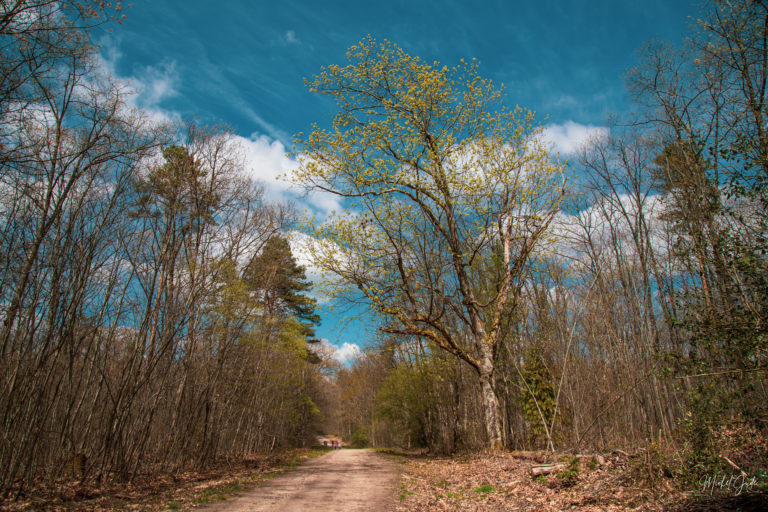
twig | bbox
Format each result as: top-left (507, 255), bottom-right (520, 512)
top-left (720, 455), bottom-right (748, 478)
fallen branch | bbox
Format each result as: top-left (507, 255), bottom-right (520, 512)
top-left (530, 463), bottom-right (567, 476)
top-left (677, 367), bottom-right (767, 379)
top-left (720, 455), bottom-right (748, 477)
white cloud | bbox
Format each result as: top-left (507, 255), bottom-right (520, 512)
top-left (287, 230), bottom-right (315, 268)
top-left (237, 134), bottom-right (294, 185)
top-left (335, 342), bottom-right (362, 363)
top-left (272, 29), bottom-right (300, 47)
top-left (237, 134), bottom-right (342, 216)
top-left (542, 121), bottom-right (608, 155)
top-left (315, 338), bottom-right (362, 364)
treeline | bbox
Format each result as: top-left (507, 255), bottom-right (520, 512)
top-left (328, 0), bottom-right (767, 477)
top-left (0, 2), bottom-right (327, 498)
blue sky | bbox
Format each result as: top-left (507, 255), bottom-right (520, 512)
top-left (100, 0), bottom-right (698, 360)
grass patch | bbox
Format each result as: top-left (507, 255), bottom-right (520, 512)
top-left (248, 471), bottom-right (279, 483)
top-left (285, 447), bottom-right (328, 469)
top-left (192, 481), bottom-right (245, 504)
top-left (473, 484), bottom-right (495, 494)
top-left (306, 446), bottom-right (333, 458)
top-left (166, 503), bottom-right (181, 510)
top-left (372, 447), bottom-right (411, 464)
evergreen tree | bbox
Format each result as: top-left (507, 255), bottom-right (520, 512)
top-left (244, 236), bottom-right (321, 339)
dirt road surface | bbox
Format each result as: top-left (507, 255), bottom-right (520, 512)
top-left (200, 449), bottom-right (398, 512)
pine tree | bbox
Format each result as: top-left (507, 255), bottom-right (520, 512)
top-left (244, 236), bottom-right (321, 339)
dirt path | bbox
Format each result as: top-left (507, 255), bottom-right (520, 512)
top-left (200, 449), bottom-right (398, 512)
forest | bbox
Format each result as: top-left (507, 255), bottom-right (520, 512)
top-left (0, 0), bottom-right (766, 509)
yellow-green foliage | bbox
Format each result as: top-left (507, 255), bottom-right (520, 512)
top-left (292, 37), bottom-right (567, 367)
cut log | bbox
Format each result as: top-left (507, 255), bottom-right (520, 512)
top-left (511, 450), bottom-right (547, 462)
top-left (530, 463), bottom-right (567, 476)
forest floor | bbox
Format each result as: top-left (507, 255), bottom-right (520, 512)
top-left (0, 448), bottom-right (334, 511)
top-left (389, 449), bottom-right (768, 512)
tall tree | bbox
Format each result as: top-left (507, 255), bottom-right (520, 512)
top-left (293, 38), bottom-right (567, 449)
top-left (244, 235), bottom-right (321, 340)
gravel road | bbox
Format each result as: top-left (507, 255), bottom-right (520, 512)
top-left (200, 449), bottom-right (398, 512)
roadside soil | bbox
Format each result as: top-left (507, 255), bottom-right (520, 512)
top-left (198, 449), bottom-right (398, 512)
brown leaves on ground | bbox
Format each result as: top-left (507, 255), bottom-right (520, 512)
top-left (0, 450), bottom-right (316, 512)
top-left (391, 450), bottom-right (767, 512)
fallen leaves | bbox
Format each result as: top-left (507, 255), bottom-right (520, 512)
top-left (392, 451), bottom-right (677, 512)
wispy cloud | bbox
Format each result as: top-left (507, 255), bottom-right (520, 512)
top-left (98, 40), bottom-right (339, 218)
top-left (97, 38), bottom-right (180, 125)
top-left (239, 105), bottom-right (291, 145)
top-left (132, 61), bottom-right (179, 108)
top-left (271, 29), bottom-right (300, 47)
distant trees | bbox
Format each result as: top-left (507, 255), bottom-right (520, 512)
top-left (333, 337), bottom-right (484, 453)
top-left (294, 38), bottom-right (567, 449)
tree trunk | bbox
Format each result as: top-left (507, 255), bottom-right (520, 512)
top-left (479, 364), bottom-right (503, 450)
